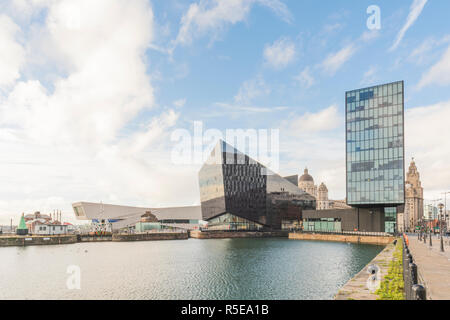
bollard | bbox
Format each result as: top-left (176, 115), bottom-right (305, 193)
top-left (412, 284), bottom-right (426, 300)
top-left (407, 253), bottom-right (413, 264)
top-left (409, 263), bottom-right (418, 285)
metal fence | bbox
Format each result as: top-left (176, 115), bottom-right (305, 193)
top-left (402, 235), bottom-right (427, 300)
top-left (292, 230), bottom-right (392, 237)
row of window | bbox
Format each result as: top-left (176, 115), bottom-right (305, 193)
top-left (347, 182), bottom-right (404, 192)
top-left (346, 82), bottom-right (403, 99)
top-left (347, 150), bottom-right (403, 163)
top-left (348, 115), bottom-right (403, 131)
top-left (348, 191), bottom-right (404, 204)
top-left (347, 128), bottom-right (403, 143)
top-left (347, 166), bottom-right (403, 178)
top-left (347, 94), bottom-right (404, 111)
top-left (347, 139), bottom-right (403, 152)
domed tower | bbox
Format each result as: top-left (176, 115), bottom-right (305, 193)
top-left (317, 183), bottom-right (330, 210)
top-left (404, 158), bottom-right (423, 232)
top-left (298, 168), bottom-right (317, 198)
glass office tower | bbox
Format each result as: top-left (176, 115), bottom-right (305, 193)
top-left (346, 81), bottom-right (405, 232)
top-left (199, 140), bottom-right (316, 230)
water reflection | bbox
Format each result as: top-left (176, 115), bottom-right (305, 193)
top-left (0, 239), bottom-right (383, 300)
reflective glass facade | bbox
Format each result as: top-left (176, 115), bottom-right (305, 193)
top-left (199, 140), bottom-right (316, 230)
top-left (384, 207), bottom-right (397, 233)
top-left (346, 81), bottom-right (405, 206)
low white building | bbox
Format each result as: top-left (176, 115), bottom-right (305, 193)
top-left (32, 221), bottom-right (68, 235)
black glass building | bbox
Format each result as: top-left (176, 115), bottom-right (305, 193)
top-left (346, 81), bottom-right (405, 232)
top-left (199, 140), bottom-right (316, 230)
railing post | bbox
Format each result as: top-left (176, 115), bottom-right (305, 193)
top-left (410, 263), bottom-right (418, 285)
top-left (412, 284), bottom-right (426, 300)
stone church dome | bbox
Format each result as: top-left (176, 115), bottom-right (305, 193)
top-left (299, 168), bottom-right (314, 182)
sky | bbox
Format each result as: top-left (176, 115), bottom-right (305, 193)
top-left (1, 0), bottom-right (450, 224)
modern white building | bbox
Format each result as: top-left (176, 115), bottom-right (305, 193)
top-left (72, 202), bottom-right (203, 231)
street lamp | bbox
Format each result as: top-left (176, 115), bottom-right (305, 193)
top-left (442, 192), bottom-right (450, 233)
top-left (438, 203), bottom-right (445, 252)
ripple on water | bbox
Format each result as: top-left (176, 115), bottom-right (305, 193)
top-left (0, 239), bottom-right (384, 300)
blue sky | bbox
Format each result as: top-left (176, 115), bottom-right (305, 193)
top-left (147, 0), bottom-right (450, 125)
top-left (1, 0), bottom-right (450, 223)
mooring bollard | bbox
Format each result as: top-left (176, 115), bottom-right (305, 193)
top-left (412, 284), bottom-right (426, 300)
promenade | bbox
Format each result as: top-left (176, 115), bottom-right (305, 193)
top-left (408, 235), bottom-right (450, 300)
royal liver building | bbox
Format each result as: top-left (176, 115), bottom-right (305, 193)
top-left (404, 159), bottom-right (424, 232)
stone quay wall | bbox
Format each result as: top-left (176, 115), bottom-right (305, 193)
top-left (288, 232), bottom-right (394, 245)
top-left (0, 235), bottom-right (78, 247)
top-left (77, 235), bottom-right (113, 242)
top-left (189, 230), bottom-right (289, 239)
top-left (112, 232), bottom-right (188, 242)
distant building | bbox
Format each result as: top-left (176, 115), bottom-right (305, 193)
top-left (31, 221), bottom-right (68, 235)
top-left (330, 199), bottom-right (352, 210)
top-left (72, 202), bottom-right (203, 231)
top-left (298, 169), bottom-right (317, 197)
top-left (198, 140), bottom-right (316, 231)
top-left (424, 204), bottom-right (438, 221)
top-left (404, 159), bottom-right (424, 232)
top-left (298, 168), bottom-right (348, 211)
top-left (397, 212), bottom-right (405, 232)
top-left (317, 183), bottom-right (331, 210)
top-left (24, 211), bottom-right (51, 223)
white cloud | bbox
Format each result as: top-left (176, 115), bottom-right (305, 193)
top-left (234, 75), bottom-right (270, 105)
top-left (263, 37), bottom-right (295, 69)
top-left (174, 0), bottom-right (291, 47)
top-left (321, 44), bottom-right (356, 76)
top-left (360, 66), bottom-right (378, 86)
top-left (173, 98), bottom-right (187, 108)
top-left (286, 105), bottom-right (342, 135)
top-left (0, 0), bottom-right (203, 224)
top-left (0, 15), bottom-right (25, 89)
top-left (390, 0), bottom-right (428, 51)
top-left (417, 45), bottom-right (450, 88)
top-left (294, 67), bottom-right (315, 89)
top-left (280, 105), bottom-right (345, 199)
top-left (405, 100), bottom-right (450, 198)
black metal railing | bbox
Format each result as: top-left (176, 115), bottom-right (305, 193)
top-left (402, 235), bottom-right (427, 300)
top-left (292, 230), bottom-right (392, 237)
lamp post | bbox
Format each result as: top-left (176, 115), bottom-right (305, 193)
top-left (438, 203), bottom-right (445, 252)
top-left (442, 192), bottom-right (450, 234)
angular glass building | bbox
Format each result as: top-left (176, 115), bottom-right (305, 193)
top-left (346, 81), bottom-right (405, 232)
top-left (199, 140), bottom-right (316, 231)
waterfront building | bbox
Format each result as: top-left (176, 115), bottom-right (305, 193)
top-left (199, 140), bottom-right (316, 231)
top-left (298, 169), bottom-right (342, 210)
top-left (298, 169), bottom-right (317, 197)
top-left (24, 211), bottom-right (51, 223)
top-left (72, 202), bottom-right (202, 230)
top-left (330, 199), bottom-right (352, 210)
top-left (31, 221), bottom-right (68, 235)
top-left (346, 81), bottom-right (405, 233)
top-left (397, 212), bottom-right (405, 232)
top-left (317, 183), bottom-right (331, 210)
top-left (404, 159), bottom-right (424, 232)
top-left (302, 208), bottom-right (386, 233)
top-left (424, 204), bottom-right (438, 221)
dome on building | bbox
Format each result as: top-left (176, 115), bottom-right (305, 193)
top-left (318, 183), bottom-right (328, 192)
top-left (299, 168), bottom-right (314, 182)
